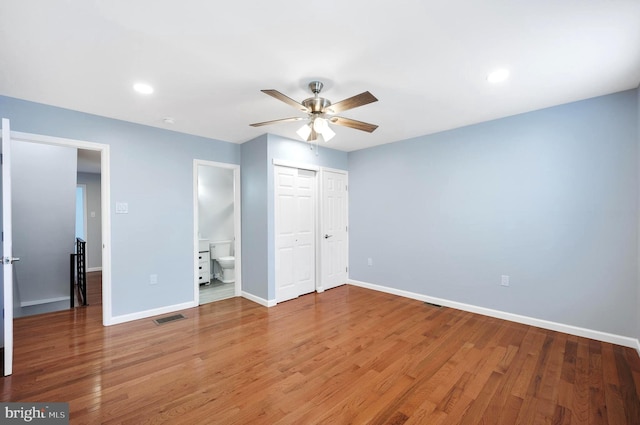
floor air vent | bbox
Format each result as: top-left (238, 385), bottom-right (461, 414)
top-left (424, 302), bottom-right (442, 308)
top-left (153, 314), bottom-right (186, 325)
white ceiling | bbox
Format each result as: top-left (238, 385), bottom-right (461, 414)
top-left (1, 0), bottom-right (639, 152)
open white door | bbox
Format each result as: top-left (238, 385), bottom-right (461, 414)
top-left (1, 118), bottom-right (15, 376)
top-left (321, 170), bottom-right (348, 291)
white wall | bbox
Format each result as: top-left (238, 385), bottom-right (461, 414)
top-left (77, 172), bottom-right (102, 270)
top-left (349, 89), bottom-right (638, 339)
top-left (197, 165), bottom-right (234, 246)
top-left (12, 141), bottom-right (77, 317)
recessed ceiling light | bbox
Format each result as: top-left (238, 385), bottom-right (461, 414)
top-left (133, 82), bottom-right (154, 94)
top-left (162, 117), bottom-right (175, 124)
top-left (487, 69), bottom-right (510, 83)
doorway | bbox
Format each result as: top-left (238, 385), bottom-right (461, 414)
top-left (193, 160), bottom-right (241, 305)
top-left (2, 122), bottom-right (111, 375)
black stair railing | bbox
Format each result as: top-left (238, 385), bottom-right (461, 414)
top-left (70, 238), bottom-right (87, 308)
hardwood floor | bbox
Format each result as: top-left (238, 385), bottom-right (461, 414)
top-left (2, 285), bottom-right (639, 424)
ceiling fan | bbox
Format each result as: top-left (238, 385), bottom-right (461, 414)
top-left (250, 81), bottom-right (378, 142)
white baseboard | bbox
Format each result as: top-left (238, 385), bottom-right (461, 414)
top-left (87, 267), bottom-right (102, 272)
top-left (107, 301), bottom-right (198, 326)
top-left (348, 279), bottom-right (640, 355)
top-left (20, 296), bottom-right (70, 307)
top-left (242, 291), bottom-right (276, 307)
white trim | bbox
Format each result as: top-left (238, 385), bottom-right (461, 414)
top-left (319, 165), bottom-right (349, 174)
top-left (8, 130), bottom-right (112, 327)
top-left (20, 296), bottom-right (70, 307)
top-left (87, 267), bottom-right (102, 272)
top-left (348, 279), bottom-right (640, 352)
top-left (109, 301), bottom-right (197, 326)
top-left (242, 291), bottom-right (276, 307)
top-left (193, 160), bottom-right (242, 305)
top-left (272, 158), bottom-right (320, 171)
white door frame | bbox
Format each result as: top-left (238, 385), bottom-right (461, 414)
top-left (192, 159), bottom-right (242, 304)
top-left (272, 159), bottom-right (348, 300)
top-left (9, 130), bottom-right (112, 326)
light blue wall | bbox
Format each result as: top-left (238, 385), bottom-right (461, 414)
top-left (241, 134), bottom-right (348, 301)
top-left (349, 89), bottom-right (638, 338)
top-left (77, 172), bottom-right (102, 270)
top-left (0, 95), bottom-right (241, 318)
top-left (240, 135), bottom-right (268, 299)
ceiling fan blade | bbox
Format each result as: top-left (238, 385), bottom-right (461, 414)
top-left (330, 116), bottom-right (378, 133)
top-left (262, 89), bottom-right (309, 112)
top-left (250, 117), bottom-right (306, 127)
top-left (325, 91), bottom-right (378, 114)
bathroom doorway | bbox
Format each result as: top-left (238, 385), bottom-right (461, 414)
top-left (193, 160), bottom-right (241, 305)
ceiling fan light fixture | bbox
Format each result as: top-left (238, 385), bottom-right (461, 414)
top-left (296, 123), bottom-right (312, 140)
top-left (313, 117), bottom-right (327, 133)
top-left (322, 125), bottom-right (335, 142)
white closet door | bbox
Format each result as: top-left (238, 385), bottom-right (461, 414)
top-left (275, 166), bottom-right (316, 302)
top-left (321, 170), bottom-right (348, 290)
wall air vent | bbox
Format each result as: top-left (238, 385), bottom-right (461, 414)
top-left (153, 314), bottom-right (186, 325)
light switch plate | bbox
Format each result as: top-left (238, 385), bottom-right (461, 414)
top-left (115, 202), bottom-right (128, 214)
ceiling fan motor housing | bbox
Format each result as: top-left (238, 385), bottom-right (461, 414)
top-left (302, 96), bottom-right (331, 114)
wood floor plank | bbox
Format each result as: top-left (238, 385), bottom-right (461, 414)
top-left (2, 282), bottom-right (639, 424)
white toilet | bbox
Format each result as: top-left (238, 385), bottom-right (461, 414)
top-left (209, 241), bottom-right (235, 284)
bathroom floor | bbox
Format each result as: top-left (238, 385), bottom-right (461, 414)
top-left (199, 280), bottom-right (235, 304)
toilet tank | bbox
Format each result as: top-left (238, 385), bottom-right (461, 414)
top-left (210, 241), bottom-right (231, 259)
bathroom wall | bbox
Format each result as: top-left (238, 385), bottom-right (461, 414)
top-left (197, 165), bottom-right (234, 248)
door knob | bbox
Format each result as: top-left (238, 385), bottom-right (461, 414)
top-left (324, 234), bottom-right (332, 239)
top-left (3, 257), bottom-right (19, 265)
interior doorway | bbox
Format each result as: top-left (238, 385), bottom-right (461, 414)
top-left (193, 160), bottom-right (241, 305)
top-left (7, 132), bottom-right (110, 323)
top-left (2, 124), bottom-right (111, 375)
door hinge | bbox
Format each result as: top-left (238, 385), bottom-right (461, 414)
top-left (345, 184), bottom-right (348, 191)
top-left (345, 225), bottom-right (348, 232)
top-left (346, 266), bottom-right (348, 272)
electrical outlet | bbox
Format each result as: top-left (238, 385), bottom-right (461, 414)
top-left (150, 274), bottom-right (158, 285)
top-left (367, 258), bottom-right (373, 266)
top-left (501, 275), bottom-right (510, 287)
